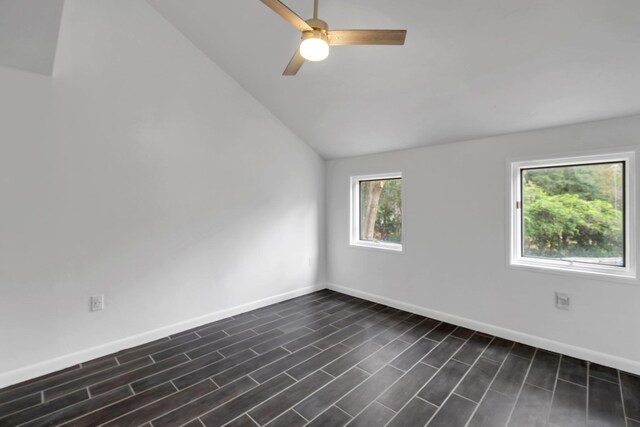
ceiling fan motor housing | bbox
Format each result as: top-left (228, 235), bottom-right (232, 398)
top-left (305, 18), bottom-right (328, 32)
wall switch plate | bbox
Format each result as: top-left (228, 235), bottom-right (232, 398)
top-left (90, 295), bottom-right (105, 311)
top-left (555, 292), bottom-right (570, 310)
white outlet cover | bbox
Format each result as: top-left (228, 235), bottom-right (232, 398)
top-left (91, 295), bottom-right (104, 311)
top-left (555, 292), bottom-right (570, 310)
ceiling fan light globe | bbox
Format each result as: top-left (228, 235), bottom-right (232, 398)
top-left (300, 37), bottom-right (329, 61)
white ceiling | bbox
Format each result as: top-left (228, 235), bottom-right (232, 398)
top-left (148, 0), bottom-right (640, 159)
top-left (1, 0), bottom-right (638, 158)
top-left (0, 0), bottom-right (64, 76)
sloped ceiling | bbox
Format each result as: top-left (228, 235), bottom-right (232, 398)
top-left (149, 0), bottom-right (640, 158)
top-left (0, 0), bottom-right (65, 76)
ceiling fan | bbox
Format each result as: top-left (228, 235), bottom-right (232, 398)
top-left (260, 0), bottom-right (407, 76)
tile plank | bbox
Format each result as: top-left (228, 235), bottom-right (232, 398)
top-left (589, 363), bottom-right (618, 384)
top-left (397, 319), bottom-right (440, 344)
top-left (152, 330), bottom-right (227, 361)
top-left (390, 338), bottom-right (438, 371)
top-left (21, 387), bottom-right (132, 427)
top-left (558, 356), bottom-right (588, 387)
top-left (153, 376), bottom-right (258, 427)
top-left (250, 346), bottom-right (320, 383)
top-left (418, 359), bottom-right (470, 406)
top-left (421, 336), bottom-right (464, 369)
top-left (0, 389), bottom-right (89, 427)
top-left (185, 330), bottom-right (257, 360)
top-left (588, 376), bottom-right (625, 427)
top-left (131, 351), bottom-right (224, 393)
top-left (377, 362), bottom-right (437, 411)
top-left (454, 357), bottom-right (500, 403)
top-left (59, 383), bottom-right (175, 426)
top-left (427, 394), bottom-right (476, 427)
top-left (306, 406), bottom-right (352, 427)
top-left (371, 321), bottom-right (415, 347)
top-left (117, 333), bottom-right (199, 364)
top-left (313, 324), bottom-right (364, 350)
top-left (89, 353), bottom-right (189, 395)
top-left (251, 328), bottom-right (313, 355)
top-left (287, 344), bottom-right (352, 380)
top-left (467, 389), bottom-right (516, 427)
top-left (482, 338), bottom-right (514, 364)
top-left (357, 339), bottom-right (411, 374)
top-left (453, 333), bottom-right (492, 365)
top-left (295, 367), bottom-right (370, 421)
top-left (323, 342), bottom-right (382, 377)
top-left (0, 393), bottom-right (41, 419)
top-left (490, 353), bottom-right (531, 397)
top-left (251, 313), bottom-right (308, 334)
top-left (336, 365), bottom-right (403, 416)
top-left (224, 415), bottom-right (258, 427)
top-left (249, 371), bottom-right (333, 425)
top-left (386, 397), bottom-right (437, 427)
top-left (511, 343), bottom-right (536, 360)
top-left (212, 347), bottom-right (289, 387)
top-left (508, 383), bottom-right (553, 426)
top-left (425, 322), bottom-right (457, 342)
top-left (173, 349), bottom-right (257, 390)
top-left (102, 380), bottom-right (217, 427)
top-left (265, 410), bottom-right (306, 427)
top-left (548, 379), bottom-right (587, 427)
top-left (43, 356), bottom-right (153, 401)
top-left (620, 372), bottom-right (640, 421)
top-left (200, 374), bottom-right (295, 427)
top-left (345, 401), bottom-right (394, 427)
top-left (283, 325), bottom-right (338, 352)
top-left (526, 350), bottom-right (560, 392)
top-left (219, 329), bottom-right (285, 358)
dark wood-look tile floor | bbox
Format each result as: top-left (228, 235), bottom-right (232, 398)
top-left (1, 290), bottom-right (638, 426)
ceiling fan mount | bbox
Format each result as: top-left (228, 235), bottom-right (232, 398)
top-left (260, 0), bottom-right (407, 76)
top-left (304, 18), bottom-right (328, 32)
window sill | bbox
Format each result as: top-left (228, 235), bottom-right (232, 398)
top-left (508, 258), bottom-right (637, 285)
top-left (350, 240), bottom-right (403, 254)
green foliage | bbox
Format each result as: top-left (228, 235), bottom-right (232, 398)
top-left (524, 163), bottom-right (623, 208)
top-left (374, 179), bottom-right (402, 243)
top-left (522, 164), bottom-right (623, 261)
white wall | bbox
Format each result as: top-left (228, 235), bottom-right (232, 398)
top-left (0, 0), bottom-right (324, 385)
top-left (326, 114), bottom-right (640, 374)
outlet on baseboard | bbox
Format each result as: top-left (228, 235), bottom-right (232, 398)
top-left (90, 295), bottom-right (105, 312)
top-left (555, 292), bottom-right (570, 310)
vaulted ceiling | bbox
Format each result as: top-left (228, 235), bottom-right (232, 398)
top-left (1, 0), bottom-right (640, 158)
top-left (148, 0), bottom-right (640, 158)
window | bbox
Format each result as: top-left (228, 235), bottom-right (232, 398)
top-left (510, 152), bottom-right (635, 279)
top-left (351, 173), bottom-right (403, 251)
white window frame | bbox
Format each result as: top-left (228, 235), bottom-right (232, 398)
top-left (350, 172), bottom-right (403, 252)
top-left (509, 151), bottom-right (636, 280)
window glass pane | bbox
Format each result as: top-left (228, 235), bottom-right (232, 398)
top-left (521, 162), bottom-right (624, 266)
top-left (359, 178), bottom-right (402, 243)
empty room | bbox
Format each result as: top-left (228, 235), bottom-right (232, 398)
top-left (1, 0), bottom-right (639, 426)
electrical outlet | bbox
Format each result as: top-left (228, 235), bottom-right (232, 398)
top-left (90, 295), bottom-right (105, 312)
top-left (555, 292), bottom-right (570, 310)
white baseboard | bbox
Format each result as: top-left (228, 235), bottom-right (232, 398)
top-left (326, 282), bottom-right (640, 376)
top-left (0, 284), bottom-right (326, 389)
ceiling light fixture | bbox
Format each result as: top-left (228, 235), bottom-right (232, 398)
top-left (299, 30), bottom-right (329, 61)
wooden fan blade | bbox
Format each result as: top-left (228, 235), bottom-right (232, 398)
top-left (328, 30), bottom-right (407, 46)
top-left (260, 0), bottom-right (313, 32)
top-left (283, 49), bottom-right (305, 76)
